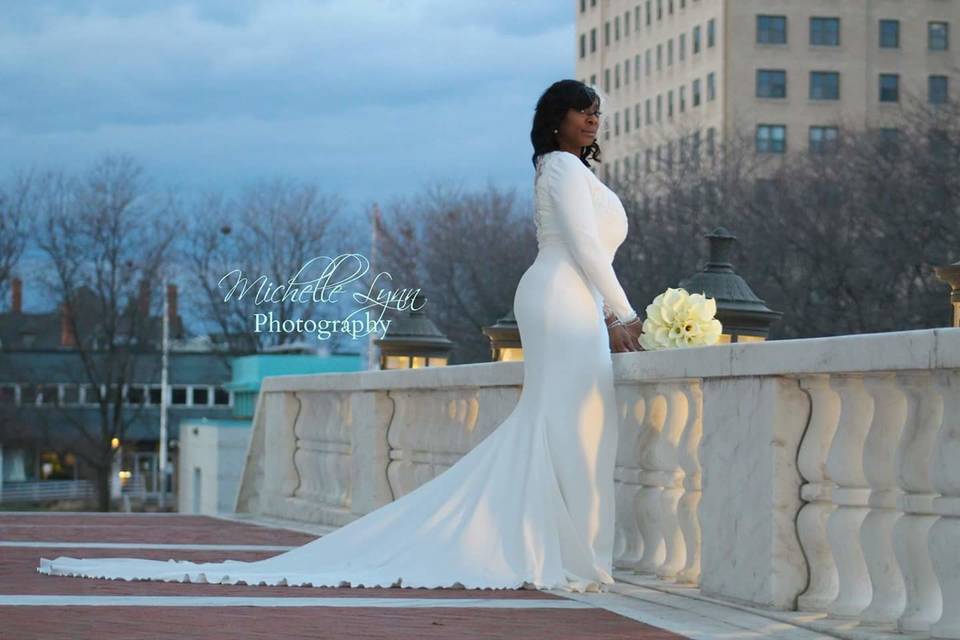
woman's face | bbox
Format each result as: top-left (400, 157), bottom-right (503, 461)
top-left (556, 100), bottom-right (600, 151)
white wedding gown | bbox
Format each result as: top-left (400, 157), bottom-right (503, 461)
top-left (38, 150), bottom-right (639, 594)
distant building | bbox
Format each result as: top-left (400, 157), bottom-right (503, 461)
top-left (0, 276), bottom-right (237, 501)
top-left (178, 352), bottom-right (364, 515)
top-left (575, 0), bottom-right (959, 182)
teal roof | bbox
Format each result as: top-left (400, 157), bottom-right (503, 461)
top-left (182, 417), bottom-right (251, 429)
top-left (225, 353), bottom-right (364, 392)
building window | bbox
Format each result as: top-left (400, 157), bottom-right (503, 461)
top-left (580, 34), bottom-right (587, 58)
top-left (605, 21), bottom-right (611, 46)
top-left (615, 111), bottom-right (620, 136)
top-left (809, 126), bottom-right (839, 153)
top-left (646, 148), bottom-right (653, 172)
top-left (810, 17), bottom-right (840, 46)
top-left (591, 28), bottom-right (597, 52)
top-left (581, 0), bottom-right (586, 12)
top-left (214, 387), bottom-right (231, 405)
top-left (192, 386), bottom-right (209, 406)
top-left (127, 385), bottom-right (146, 405)
top-left (646, 0), bottom-right (652, 26)
top-left (61, 384), bottom-right (80, 405)
top-left (625, 59), bottom-right (631, 85)
top-left (707, 127), bottom-right (716, 157)
top-left (668, 39), bottom-right (674, 65)
top-left (708, 18), bottom-right (716, 47)
top-left (149, 386), bottom-right (162, 405)
top-left (707, 72), bottom-right (716, 101)
top-left (605, 68), bottom-right (611, 92)
top-left (615, 63), bottom-right (621, 89)
top-left (929, 22), bottom-right (949, 50)
top-left (625, 10), bottom-right (630, 34)
top-left (635, 103), bottom-right (641, 128)
top-left (625, 107), bottom-right (631, 132)
top-left (635, 5), bottom-right (641, 31)
top-left (877, 127), bottom-right (900, 156)
top-left (757, 15), bottom-right (787, 44)
top-left (756, 124), bottom-right (786, 153)
top-left (879, 20), bottom-right (899, 48)
top-left (757, 69), bottom-right (787, 98)
top-left (656, 94), bottom-right (663, 121)
top-left (669, 0), bottom-right (674, 15)
top-left (680, 85), bottom-right (686, 112)
top-left (657, 43), bottom-right (663, 69)
top-left (668, 90), bottom-right (674, 117)
top-left (693, 25), bottom-right (702, 53)
top-left (590, 73), bottom-right (597, 86)
top-left (646, 49), bottom-right (652, 74)
top-left (0, 384), bottom-right (16, 405)
top-left (929, 75), bottom-right (949, 104)
top-left (692, 129), bottom-right (701, 163)
top-left (879, 73), bottom-right (899, 102)
top-left (171, 386), bottom-right (188, 405)
top-left (635, 54), bottom-right (641, 80)
top-left (616, 16), bottom-right (622, 41)
top-left (692, 78), bottom-right (702, 106)
top-left (810, 71), bottom-right (840, 100)
top-left (679, 33), bottom-right (686, 61)
top-left (657, 0), bottom-right (663, 20)
top-left (645, 98), bottom-right (652, 124)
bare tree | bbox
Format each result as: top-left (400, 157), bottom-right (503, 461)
top-left (374, 182), bottom-right (537, 363)
top-left (614, 99), bottom-right (960, 338)
top-left (33, 154), bottom-right (177, 510)
top-left (0, 171), bottom-right (33, 305)
top-left (179, 178), bottom-right (350, 358)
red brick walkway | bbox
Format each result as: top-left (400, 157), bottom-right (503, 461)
top-left (0, 513), bottom-right (689, 639)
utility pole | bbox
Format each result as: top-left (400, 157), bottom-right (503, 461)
top-left (158, 278), bottom-right (169, 508)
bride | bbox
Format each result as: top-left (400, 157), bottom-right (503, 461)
top-left (37, 79), bottom-right (645, 594)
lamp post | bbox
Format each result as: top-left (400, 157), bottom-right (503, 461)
top-left (374, 294), bottom-right (454, 369)
top-left (934, 260), bottom-right (960, 328)
top-left (678, 226), bottom-right (782, 343)
top-left (482, 309), bottom-right (523, 361)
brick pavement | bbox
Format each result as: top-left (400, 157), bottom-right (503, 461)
top-left (0, 513), bottom-right (690, 639)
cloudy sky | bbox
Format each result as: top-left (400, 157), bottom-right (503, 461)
top-left (0, 1), bottom-right (575, 211)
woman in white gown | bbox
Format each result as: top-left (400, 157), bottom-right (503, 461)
top-left (37, 80), bottom-right (645, 594)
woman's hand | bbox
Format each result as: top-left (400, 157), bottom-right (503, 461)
top-left (606, 315), bottom-right (646, 353)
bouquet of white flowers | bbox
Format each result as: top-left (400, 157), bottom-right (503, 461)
top-left (639, 287), bottom-right (723, 351)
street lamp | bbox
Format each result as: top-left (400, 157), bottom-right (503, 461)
top-left (678, 226), bottom-right (782, 343)
top-left (374, 294), bottom-right (454, 369)
top-left (934, 260), bottom-right (960, 328)
top-left (482, 309), bottom-right (523, 361)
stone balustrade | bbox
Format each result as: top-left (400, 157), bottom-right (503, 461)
top-left (235, 328), bottom-right (960, 638)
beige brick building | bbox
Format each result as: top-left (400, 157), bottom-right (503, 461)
top-left (574, 0), bottom-right (960, 182)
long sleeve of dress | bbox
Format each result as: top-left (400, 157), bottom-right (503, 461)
top-left (544, 153), bottom-right (638, 323)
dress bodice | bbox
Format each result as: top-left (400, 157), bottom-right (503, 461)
top-left (532, 151), bottom-right (635, 322)
top-left (534, 152), bottom-right (628, 256)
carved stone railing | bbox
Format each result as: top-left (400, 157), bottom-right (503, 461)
top-left (235, 328), bottom-right (960, 638)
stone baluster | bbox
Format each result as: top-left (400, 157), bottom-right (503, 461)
top-left (676, 381), bottom-right (703, 585)
top-left (634, 384), bottom-right (667, 574)
top-left (859, 374), bottom-right (908, 624)
top-left (614, 387), bottom-right (647, 569)
top-left (797, 375), bottom-right (842, 611)
top-left (825, 375), bottom-right (874, 618)
top-left (930, 369), bottom-right (960, 640)
top-left (294, 391), bottom-right (352, 510)
top-left (893, 371), bottom-right (943, 633)
top-left (655, 383), bottom-right (689, 582)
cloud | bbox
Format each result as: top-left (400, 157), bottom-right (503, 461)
top-left (0, 1), bottom-right (574, 206)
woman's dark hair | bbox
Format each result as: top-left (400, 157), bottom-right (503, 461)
top-left (530, 79), bottom-right (602, 169)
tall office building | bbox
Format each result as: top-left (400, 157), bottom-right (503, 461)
top-left (575, 0), bottom-right (960, 182)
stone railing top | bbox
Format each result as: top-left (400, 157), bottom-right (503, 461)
top-left (259, 328), bottom-right (960, 394)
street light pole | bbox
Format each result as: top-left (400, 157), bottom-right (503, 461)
top-left (158, 278), bottom-right (169, 509)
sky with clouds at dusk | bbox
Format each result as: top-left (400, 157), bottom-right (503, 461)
top-left (1, 1), bottom-right (575, 211)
